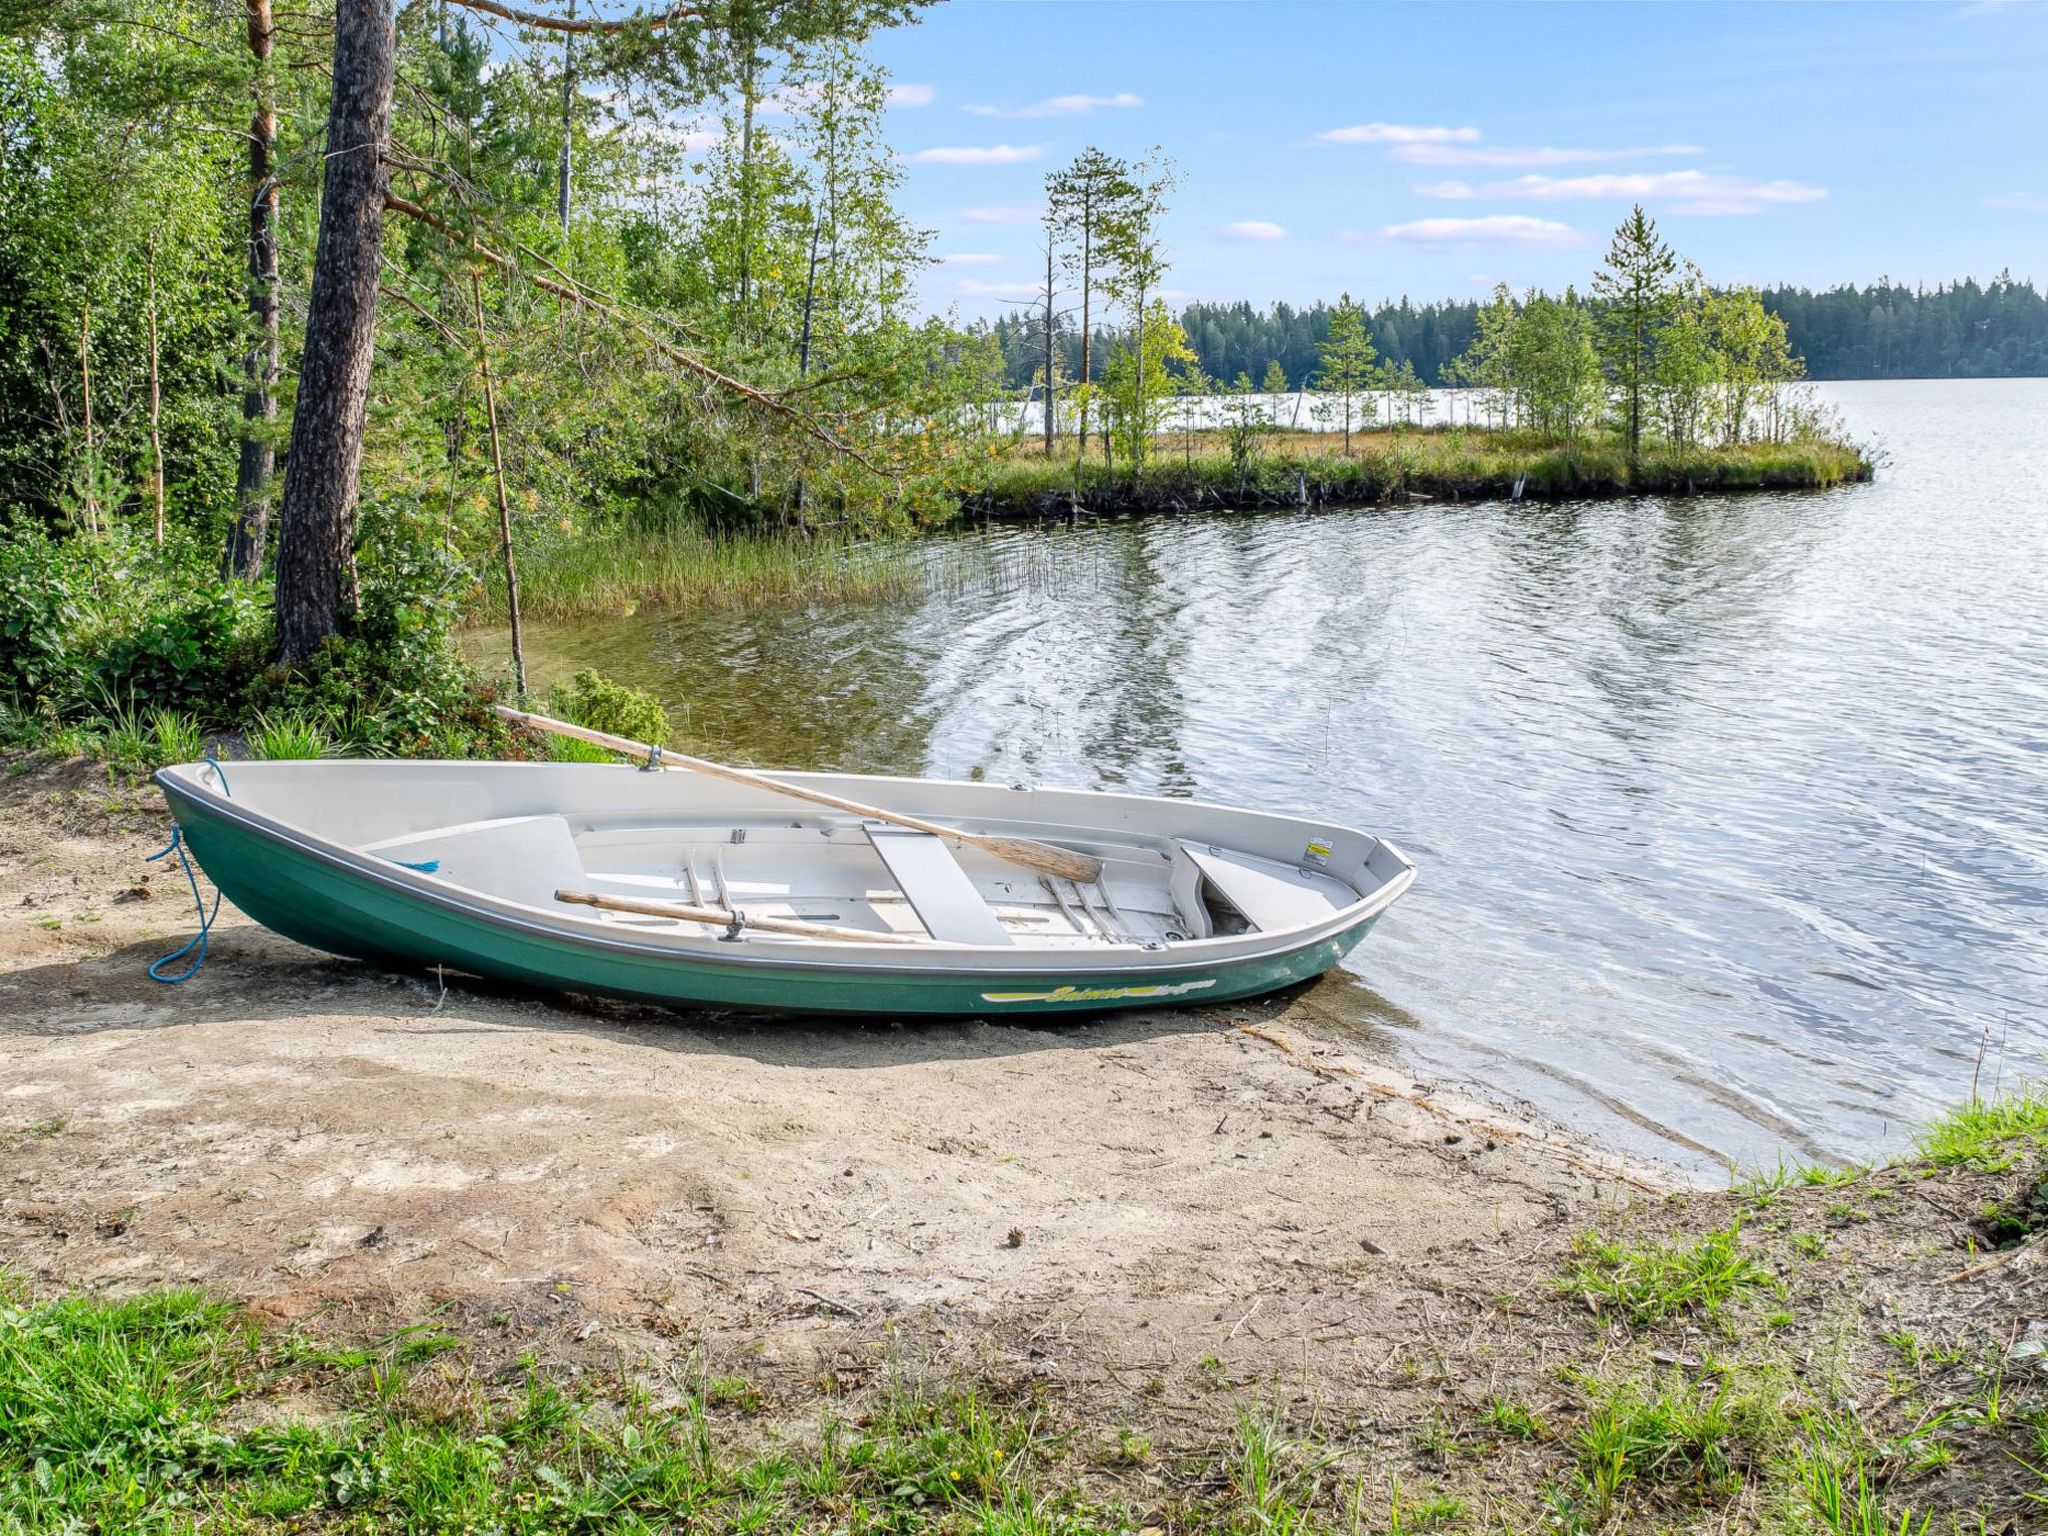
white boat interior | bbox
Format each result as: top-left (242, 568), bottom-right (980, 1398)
top-left (168, 760), bottom-right (1414, 959)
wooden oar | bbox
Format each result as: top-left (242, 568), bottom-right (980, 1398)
top-left (495, 705), bottom-right (1104, 884)
top-left (556, 888), bottom-right (929, 944)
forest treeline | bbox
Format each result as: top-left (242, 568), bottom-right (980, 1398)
top-left (989, 272), bottom-right (2048, 391)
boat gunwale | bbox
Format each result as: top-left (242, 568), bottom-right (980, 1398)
top-left (155, 761), bottom-right (1417, 979)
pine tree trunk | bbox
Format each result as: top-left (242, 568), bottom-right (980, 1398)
top-left (273, 0), bottom-right (393, 664)
top-left (228, 0), bottom-right (280, 580)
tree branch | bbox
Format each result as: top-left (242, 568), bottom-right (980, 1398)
top-left (382, 193), bottom-right (880, 471)
top-left (445, 0), bottom-right (694, 34)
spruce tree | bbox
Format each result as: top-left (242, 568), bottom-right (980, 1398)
top-left (1313, 293), bottom-right (1377, 454)
top-left (1591, 204), bottom-right (1678, 466)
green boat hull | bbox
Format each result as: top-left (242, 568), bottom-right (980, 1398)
top-left (170, 787), bottom-right (1380, 1017)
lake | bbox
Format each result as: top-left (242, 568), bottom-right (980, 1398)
top-left (487, 380), bottom-right (2048, 1174)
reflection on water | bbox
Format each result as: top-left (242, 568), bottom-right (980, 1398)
top-left (478, 381), bottom-right (2048, 1173)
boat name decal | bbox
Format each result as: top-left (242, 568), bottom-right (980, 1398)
top-left (980, 979), bottom-right (1219, 1004)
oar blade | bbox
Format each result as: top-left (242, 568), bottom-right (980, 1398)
top-left (971, 834), bottom-right (1102, 885)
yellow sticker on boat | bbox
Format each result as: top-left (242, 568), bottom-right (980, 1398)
top-left (980, 979), bottom-right (1219, 1004)
top-left (1303, 841), bottom-right (1333, 867)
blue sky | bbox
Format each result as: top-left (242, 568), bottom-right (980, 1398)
top-left (865, 0), bottom-right (2048, 318)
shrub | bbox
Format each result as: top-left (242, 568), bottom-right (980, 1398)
top-left (545, 668), bottom-right (669, 746)
top-left (246, 636), bottom-right (528, 761)
top-left (90, 580), bottom-right (265, 718)
top-left (0, 518), bottom-right (89, 706)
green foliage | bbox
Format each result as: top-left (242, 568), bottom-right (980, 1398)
top-left (0, 521), bottom-right (264, 721)
top-left (0, 519), bottom-right (89, 704)
top-left (90, 580), bottom-right (265, 716)
top-left (1565, 1223), bottom-right (1776, 1326)
top-left (1100, 301), bottom-right (1197, 475)
top-left (1480, 1396), bottom-right (1547, 1440)
top-left (544, 668), bottom-right (670, 747)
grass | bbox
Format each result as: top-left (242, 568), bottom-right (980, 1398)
top-left (1572, 1371), bottom-right (1769, 1515)
top-left (478, 523), bottom-right (933, 625)
top-left (0, 1281), bottom-right (1126, 1535)
top-left (1915, 1087), bottom-right (2048, 1173)
top-left (247, 710), bottom-right (333, 761)
top-left (1565, 1222), bottom-right (1778, 1327)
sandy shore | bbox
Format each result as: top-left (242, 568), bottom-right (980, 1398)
top-left (1, 760), bottom-right (1643, 1371)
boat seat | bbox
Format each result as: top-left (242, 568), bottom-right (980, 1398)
top-left (863, 825), bottom-right (1013, 946)
top-left (361, 815), bottom-right (585, 913)
top-left (1178, 841), bottom-right (1351, 933)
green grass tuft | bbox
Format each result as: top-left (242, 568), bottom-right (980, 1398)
top-left (1566, 1223), bottom-right (1777, 1327)
top-left (1916, 1088), bottom-right (2048, 1173)
top-left (248, 710), bottom-right (334, 761)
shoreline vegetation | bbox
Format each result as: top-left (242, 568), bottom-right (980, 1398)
top-left (1, 1039), bottom-right (2040, 1533)
top-left (959, 427), bottom-right (1871, 522)
top-left (462, 426), bottom-right (1872, 626)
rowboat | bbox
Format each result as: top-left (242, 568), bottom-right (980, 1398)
top-left (154, 738), bottom-right (1415, 1016)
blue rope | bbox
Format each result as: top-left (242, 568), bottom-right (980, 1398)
top-left (145, 826), bottom-right (220, 984)
top-left (144, 756), bottom-right (233, 984)
top-left (394, 858), bottom-right (439, 873)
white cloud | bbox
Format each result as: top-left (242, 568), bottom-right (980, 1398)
top-left (1382, 215), bottom-right (1588, 247)
top-left (1494, 170), bottom-right (1827, 214)
top-left (961, 204), bottom-right (1040, 224)
top-left (1220, 220), bottom-right (1288, 241)
top-left (907, 144), bottom-right (1044, 166)
top-left (939, 252), bottom-right (1003, 266)
top-left (888, 83), bottom-right (935, 108)
top-left (1984, 191), bottom-right (2048, 212)
top-left (964, 91), bottom-right (1142, 120)
top-left (1416, 179), bottom-right (1477, 200)
top-left (954, 277), bottom-right (1039, 298)
top-left (1316, 122), bottom-right (1480, 145)
top-left (1393, 141), bottom-right (1705, 167)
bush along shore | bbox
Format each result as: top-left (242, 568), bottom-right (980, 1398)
top-left (955, 429), bottom-right (1874, 521)
top-left (0, 1090), bottom-right (2040, 1533)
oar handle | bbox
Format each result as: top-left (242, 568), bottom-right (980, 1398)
top-left (495, 706), bottom-right (1104, 884)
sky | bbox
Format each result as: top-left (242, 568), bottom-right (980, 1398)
top-left (862, 0), bottom-right (2048, 319)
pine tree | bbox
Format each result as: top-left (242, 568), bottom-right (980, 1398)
top-left (1260, 359), bottom-right (1288, 395)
